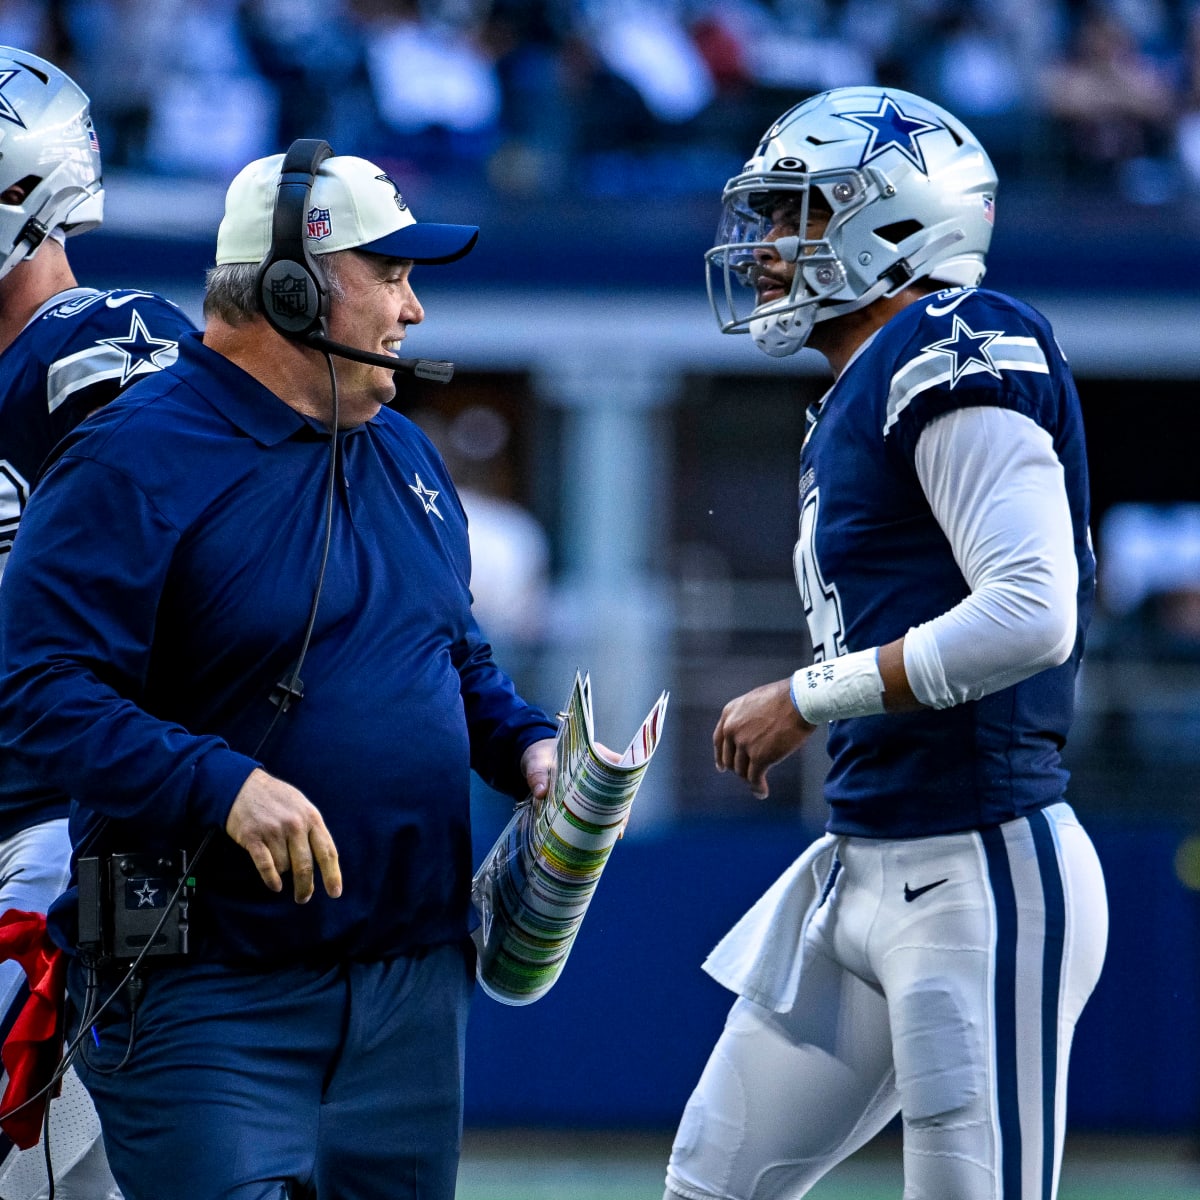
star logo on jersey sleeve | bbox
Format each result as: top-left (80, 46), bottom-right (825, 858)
top-left (0, 70), bottom-right (26, 127)
top-left (838, 95), bottom-right (941, 174)
top-left (97, 310), bottom-right (180, 385)
top-left (409, 473), bottom-right (443, 520)
top-left (921, 315), bottom-right (1004, 387)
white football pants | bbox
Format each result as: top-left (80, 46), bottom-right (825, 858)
top-left (665, 803), bottom-right (1108, 1200)
top-left (0, 819), bottom-right (122, 1200)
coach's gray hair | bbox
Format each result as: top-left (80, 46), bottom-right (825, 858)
top-left (203, 252), bottom-right (348, 325)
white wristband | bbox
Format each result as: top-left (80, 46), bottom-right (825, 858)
top-left (790, 648), bottom-right (886, 724)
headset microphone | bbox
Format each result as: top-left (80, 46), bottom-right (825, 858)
top-left (303, 332), bottom-right (454, 382)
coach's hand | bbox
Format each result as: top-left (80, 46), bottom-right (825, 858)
top-left (226, 768), bottom-right (343, 902)
top-left (521, 738), bottom-right (557, 802)
top-left (714, 678), bottom-right (816, 799)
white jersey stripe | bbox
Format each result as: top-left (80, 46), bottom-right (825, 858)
top-left (884, 336), bottom-right (1050, 435)
top-left (46, 346), bottom-right (172, 415)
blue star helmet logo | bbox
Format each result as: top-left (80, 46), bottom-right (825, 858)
top-left (0, 69), bottom-right (27, 128)
top-left (837, 95), bottom-right (942, 175)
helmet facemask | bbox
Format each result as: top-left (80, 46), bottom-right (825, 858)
top-left (706, 168), bottom-right (880, 358)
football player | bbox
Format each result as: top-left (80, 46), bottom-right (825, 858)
top-left (666, 87), bottom-right (1108, 1200)
top-left (0, 45), bottom-right (194, 1200)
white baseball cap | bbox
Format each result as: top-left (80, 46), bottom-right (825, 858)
top-left (215, 152), bottom-right (478, 265)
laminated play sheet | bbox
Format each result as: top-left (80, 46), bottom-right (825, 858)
top-left (471, 672), bottom-right (669, 1005)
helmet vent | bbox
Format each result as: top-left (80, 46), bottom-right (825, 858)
top-left (873, 220), bottom-right (922, 247)
top-left (13, 59), bottom-right (49, 85)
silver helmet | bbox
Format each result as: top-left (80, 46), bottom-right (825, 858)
top-left (0, 46), bottom-right (104, 282)
top-left (706, 86), bottom-right (998, 357)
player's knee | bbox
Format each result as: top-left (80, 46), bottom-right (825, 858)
top-left (891, 977), bottom-right (983, 1125)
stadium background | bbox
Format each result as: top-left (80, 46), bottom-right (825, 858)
top-left (7, 0), bottom-right (1200, 1194)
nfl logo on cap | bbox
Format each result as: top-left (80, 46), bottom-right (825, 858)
top-left (306, 206), bottom-right (332, 240)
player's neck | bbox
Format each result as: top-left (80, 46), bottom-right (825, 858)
top-left (0, 243), bottom-right (79, 355)
top-left (814, 286), bottom-right (934, 378)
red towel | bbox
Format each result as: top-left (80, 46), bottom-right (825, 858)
top-left (0, 909), bottom-right (66, 1149)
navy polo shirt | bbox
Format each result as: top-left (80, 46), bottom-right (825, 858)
top-left (0, 333), bottom-right (556, 963)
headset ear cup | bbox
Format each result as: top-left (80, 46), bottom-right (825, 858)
top-left (257, 256), bottom-right (323, 337)
top-left (257, 138), bottom-right (334, 341)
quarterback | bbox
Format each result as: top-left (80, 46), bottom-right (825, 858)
top-left (0, 45), bottom-right (193, 1199)
top-left (666, 87), bottom-right (1108, 1200)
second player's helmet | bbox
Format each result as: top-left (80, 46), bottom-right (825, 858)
top-left (0, 46), bottom-right (104, 282)
top-left (707, 86), bottom-right (998, 357)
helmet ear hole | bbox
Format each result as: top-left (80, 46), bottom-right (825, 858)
top-left (0, 175), bottom-right (42, 206)
top-left (873, 219), bottom-right (923, 248)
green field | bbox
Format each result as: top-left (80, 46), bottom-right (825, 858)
top-left (456, 1131), bottom-right (1200, 1200)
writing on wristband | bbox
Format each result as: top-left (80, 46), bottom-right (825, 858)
top-left (790, 648), bottom-right (886, 724)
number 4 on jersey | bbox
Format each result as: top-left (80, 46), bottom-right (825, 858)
top-left (794, 487), bottom-right (847, 663)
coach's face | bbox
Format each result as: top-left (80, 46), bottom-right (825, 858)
top-left (325, 250), bottom-right (424, 423)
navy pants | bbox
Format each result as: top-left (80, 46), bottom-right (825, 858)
top-left (71, 942), bottom-right (474, 1200)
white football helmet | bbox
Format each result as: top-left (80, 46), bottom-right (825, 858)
top-left (706, 86), bottom-right (998, 357)
top-left (0, 46), bottom-right (104, 282)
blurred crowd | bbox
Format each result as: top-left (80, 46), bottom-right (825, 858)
top-left (6, 0), bottom-right (1200, 204)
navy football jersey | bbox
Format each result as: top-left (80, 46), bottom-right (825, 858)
top-left (795, 287), bottom-right (1095, 837)
top-left (0, 287), bottom-right (194, 574)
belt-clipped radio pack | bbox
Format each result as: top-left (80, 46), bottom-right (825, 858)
top-left (77, 851), bottom-right (193, 965)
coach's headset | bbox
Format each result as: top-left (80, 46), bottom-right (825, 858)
top-left (255, 138), bottom-right (468, 383)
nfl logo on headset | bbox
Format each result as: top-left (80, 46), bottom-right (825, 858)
top-left (306, 206), bottom-right (332, 240)
top-left (269, 273), bottom-right (311, 318)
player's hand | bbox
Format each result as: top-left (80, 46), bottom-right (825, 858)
top-left (713, 678), bottom-right (816, 799)
top-left (225, 768), bottom-right (343, 903)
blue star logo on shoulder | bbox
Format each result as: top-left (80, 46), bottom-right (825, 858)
top-left (838, 94), bottom-right (942, 174)
top-left (97, 310), bottom-right (179, 385)
top-left (0, 69), bottom-right (25, 127)
top-left (922, 315), bottom-right (1004, 387)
